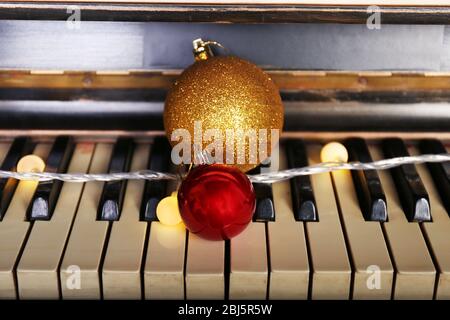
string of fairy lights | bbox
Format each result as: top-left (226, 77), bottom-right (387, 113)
top-left (5, 142), bottom-right (450, 184)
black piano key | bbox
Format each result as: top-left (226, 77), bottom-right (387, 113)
top-left (285, 139), bottom-right (317, 221)
top-left (97, 138), bottom-right (134, 221)
top-left (419, 139), bottom-right (450, 216)
top-left (345, 138), bottom-right (388, 222)
top-left (382, 138), bottom-right (431, 222)
top-left (28, 136), bottom-right (74, 221)
top-left (249, 165), bottom-right (275, 222)
top-left (140, 137), bottom-right (171, 221)
top-left (0, 137), bottom-right (32, 220)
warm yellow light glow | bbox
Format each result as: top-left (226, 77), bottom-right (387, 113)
top-left (156, 192), bottom-right (182, 226)
top-left (18, 180), bottom-right (39, 193)
top-left (155, 222), bottom-right (185, 249)
top-left (320, 142), bottom-right (349, 163)
top-left (17, 155), bottom-right (46, 174)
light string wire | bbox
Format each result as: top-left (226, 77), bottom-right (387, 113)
top-left (3, 153), bottom-right (450, 184)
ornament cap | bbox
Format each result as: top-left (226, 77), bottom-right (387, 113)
top-left (193, 38), bottom-right (226, 61)
top-left (193, 38), bottom-right (214, 61)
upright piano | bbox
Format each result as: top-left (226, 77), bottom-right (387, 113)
top-left (0, 1), bottom-right (450, 300)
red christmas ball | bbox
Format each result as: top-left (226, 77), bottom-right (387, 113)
top-left (178, 164), bottom-right (256, 241)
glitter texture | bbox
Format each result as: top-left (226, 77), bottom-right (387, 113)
top-left (164, 55), bottom-right (284, 172)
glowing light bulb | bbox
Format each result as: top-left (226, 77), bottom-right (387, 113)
top-left (156, 191), bottom-right (182, 226)
top-left (320, 142), bottom-right (348, 163)
top-left (17, 155), bottom-right (45, 174)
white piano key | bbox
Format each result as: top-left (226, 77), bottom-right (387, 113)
top-left (102, 144), bottom-right (149, 299)
top-left (60, 143), bottom-right (112, 299)
top-left (331, 153), bottom-right (393, 299)
top-left (0, 143), bottom-right (51, 299)
top-left (413, 145), bottom-right (450, 299)
top-left (185, 233), bottom-right (225, 299)
top-left (0, 142), bottom-right (12, 169)
top-left (230, 222), bottom-right (268, 300)
top-left (0, 141), bottom-right (13, 217)
top-left (0, 140), bottom-right (24, 220)
top-left (144, 222), bottom-right (186, 299)
top-left (144, 176), bottom-right (186, 300)
top-left (17, 143), bottom-right (94, 299)
top-left (370, 145), bottom-right (436, 300)
top-left (306, 144), bottom-right (351, 300)
top-left (0, 141), bottom-right (13, 297)
top-left (267, 147), bottom-right (309, 299)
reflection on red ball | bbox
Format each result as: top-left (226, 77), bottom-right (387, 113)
top-left (178, 164), bottom-right (256, 241)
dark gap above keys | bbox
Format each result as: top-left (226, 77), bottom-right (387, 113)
top-left (97, 137), bottom-right (134, 221)
top-left (2, 100), bottom-right (450, 132)
top-left (0, 137), bottom-right (33, 220)
top-left (345, 138), bottom-right (387, 222)
top-left (140, 137), bottom-right (171, 221)
top-left (248, 164), bottom-right (275, 222)
top-left (285, 139), bottom-right (318, 222)
top-left (382, 138), bottom-right (431, 222)
top-left (27, 136), bottom-right (74, 221)
top-left (419, 139), bottom-right (450, 217)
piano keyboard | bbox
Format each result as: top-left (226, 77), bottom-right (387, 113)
top-left (0, 136), bottom-right (449, 300)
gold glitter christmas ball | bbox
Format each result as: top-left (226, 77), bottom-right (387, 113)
top-left (164, 55), bottom-right (284, 172)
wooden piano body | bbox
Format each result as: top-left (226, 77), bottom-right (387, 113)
top-left (0, 1), bottom-right (449, 300)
